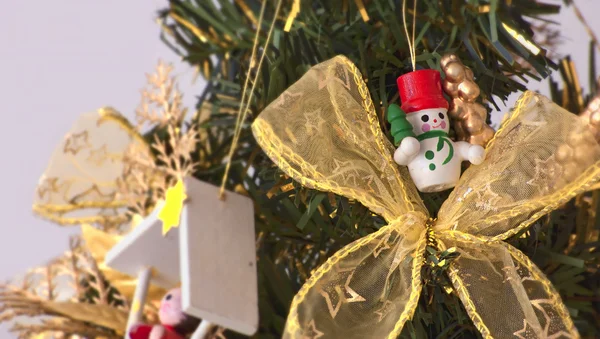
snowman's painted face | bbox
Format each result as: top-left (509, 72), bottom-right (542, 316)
top-left (158, 288), bottom-right (186, 326)
top-left (406, 108), bottom-right (450, 135)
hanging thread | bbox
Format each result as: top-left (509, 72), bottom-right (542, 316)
top-left (402, 0), bottom-right (417, 71)
top-left (219, 0), bottom-right (284, 200)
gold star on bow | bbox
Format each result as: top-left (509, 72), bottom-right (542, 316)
top-left (158, 179), bottom-right (187, 236)
top-left (87, 145), bottom-right (109, 166)
top-left (513, 319), bottom-right (537, 339)
top-left (317, 65), bottom-right (351, 90)
top-left (319, 270), bottom-right (365, 319)
top-left (37, 176), bottom-right (60, 199)
top-left (526, 155), bottom-right (563, 194)
top-left (274, 90), bottom-right (303, 109)
top-left (304, 108), bottom-right (326, 134)
top-left (63, 131), bottom-right (91, 155)
top-left (374, 300), bottom-right (395, 322)
top-left (303, 320), bottom-right (324, 339)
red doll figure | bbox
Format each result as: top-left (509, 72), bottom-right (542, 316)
top-left (129, 288), bottom-right (201, 339)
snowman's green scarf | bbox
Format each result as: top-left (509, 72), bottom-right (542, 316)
top-left (416, 130), bottom-right (454, 165)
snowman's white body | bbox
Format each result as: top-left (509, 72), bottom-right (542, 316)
top-left (393, 108), bottom-right (485, 193)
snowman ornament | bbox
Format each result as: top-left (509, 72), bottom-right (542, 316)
top-left (388, 69), bottom-right (486, 193)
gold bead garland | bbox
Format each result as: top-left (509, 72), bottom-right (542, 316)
top-left (440, 54), bottom-right (495, 147)
top-left (580, 91), bottom-right (600, 142)
top-left (556, 125), bottom-right (599, 183)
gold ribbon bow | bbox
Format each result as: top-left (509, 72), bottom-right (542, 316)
top-left (252, 56), bottom-right (600, 339)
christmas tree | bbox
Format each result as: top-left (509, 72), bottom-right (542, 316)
top-left (2, 1), bottom-right (600, 338)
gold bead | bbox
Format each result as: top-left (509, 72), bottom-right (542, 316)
top-left (555, 144), bottom-right (573, 162)
top-left (444, 62), bottom-right (465, 82)
top-left (440, 54), bottom-right (459, 68)
top-left (451, 99), bottom-right (469, 119)
top-left (448, 107), bottom-right (460, 119)
top-left (573, 146), bottom-right (590, 164)
top-left (562, 163), bottom-right (580, 181)
top-left (581, 128), bottom-right (597, 145)
top-left (443, 80), bottom-right (460, 97)
top-left (567, 130), bottom-right (584, 146)
top-left (454, 123), bottom-right (466, 140)
top-left (469, 134), bottom-right (485, 146)
top-left (459, 81), bottom-right (480, 102)
top-left (465, 115), bottom-right (484, 133)
top-left (590, 111), bottom-right (600, 127)
top-left (480, 126), bottom-right (495, 146)
top-left (472, 103), bottom-right (488, 119)
top-left (465, 67), bottom-right (474, 81)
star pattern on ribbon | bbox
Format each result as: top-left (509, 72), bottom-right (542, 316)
top-left (87, 145), bottom-right (110, 166)
top-left (373, 232), bottom-right (393, 258)
top-left (304, 108), bottom-right (326, 134)
top-left (526, 155), bottom-right (563, 194)
top-left (275, 90), bottom-right (303, 109)
top-left (37, 176), bottom-right (61, 199)
top-left (64, 131), bottom-right (92, 155)
top-left (514, 319), bottom-right (537, 339)
top-left (361, 174), bottom-right (377, 194)
top-left (317, 66), bottom-right (351, 91)
top-left (319, 269), bottom-right (365, 319)
top-left (474, 183), bottom-right (501, 212)
top-left (330, 159), bottom-right (361, 186)
top-left (374, 300), bottom-right (395, 322)
top-left (302, 320), bottom-right (324, 339)
top-left (71, 183), bottom-right (115, 204)
top-left (531, 300), bottom-right (576, 339)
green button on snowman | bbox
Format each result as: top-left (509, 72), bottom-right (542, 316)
top-left (388, 69), bottom-right (486, 193)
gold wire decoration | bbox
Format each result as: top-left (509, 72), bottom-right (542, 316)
top-left (252, 55), bottom-right (599, 338)
top-left (0, 235), bottom-right (137, 339)
top-left (441, 54), bottom-right (496, 147)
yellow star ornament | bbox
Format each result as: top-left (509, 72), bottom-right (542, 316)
top-left (158, 179), bottom-right (187, 236)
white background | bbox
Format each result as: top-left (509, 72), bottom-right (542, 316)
top-left (0, 0), bottom-right (599, 337)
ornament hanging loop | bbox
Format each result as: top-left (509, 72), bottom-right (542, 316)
top-left (402, 0), bottom-right (417, 71)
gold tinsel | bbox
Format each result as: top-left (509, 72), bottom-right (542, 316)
top-left (441, 54), bottom-right (495, 147)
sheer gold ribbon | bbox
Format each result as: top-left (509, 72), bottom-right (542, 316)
top-left (252, 55), bottom-right (600, 338)
top-left (32, 108), bottom-right (151, 227)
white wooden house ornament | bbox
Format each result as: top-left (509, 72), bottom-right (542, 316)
top-left (105, 178), bottom-right (258, 339)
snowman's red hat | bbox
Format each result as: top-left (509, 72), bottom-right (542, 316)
top-left (396, 69), bottom-right (449, 113)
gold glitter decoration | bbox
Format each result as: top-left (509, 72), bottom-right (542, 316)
top-left (441, 54), bottom-right (495, 147)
